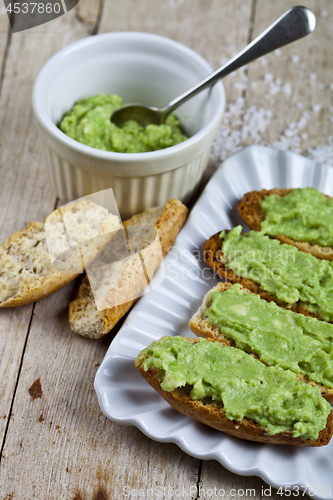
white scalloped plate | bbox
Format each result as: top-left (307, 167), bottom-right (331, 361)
top-left (95, 145), bottom-right (333, 499)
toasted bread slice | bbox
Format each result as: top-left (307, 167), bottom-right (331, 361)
top-left (189, 282), bottom-right (333, 403)
top-left (238, 188), bottom-right (333, 261)
top-left (0, 200), bottom-right (120, 308)
top-left (69, 199), bottom-right (188, 339)
top-left (203, 230), bottom-right (327, 322)
top-left (136, 337), bottom-right (333, 446)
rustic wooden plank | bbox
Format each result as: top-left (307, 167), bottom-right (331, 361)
top-left (76, 0), bottom-right (103, 32)
top-left (198, 461), bottom-right (262, 500)
top-left (0, 2), bottom-right (102, 459)
top-left (0, 1), bottom-right (259, 498)
top-left (0, 11), bottom-right (99, 240)
top-left (0, 307), bottom-right (32, 444)
top-left (1, 0), bottom-right (330, 498)
top-left (208, 0), bottom-right (333, 166)
top-left (242, 0), bottom-right (333, 157)
top-left (0, 6), bottom-right (10, 67)
top-left (0, 282), bottom-right (201, 499)
top-left (198, 461), bottom-right (313, 500)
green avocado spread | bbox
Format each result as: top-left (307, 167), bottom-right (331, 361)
top-left (221, 226), bottom-right (333, 321)
top-left (138, 336), bottom-right (330, 440)
top-left (59, 94), bottom-right (188, 153)
top-left (206, 284), bottom-right (333, 388)
top-left (260, 187), bottom-right (333, 247)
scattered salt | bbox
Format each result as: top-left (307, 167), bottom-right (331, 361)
top-left (209, 63), bottom-right (332, 166)
top-left (271, 134), bottom-right (302, 153)
top-left (274, 49), bottom-right (282, 56)
top-left (282, 83), bottom-right (292, 96)
top-left (321, 10), bottom-right (328, 18)
top-left (296, 112), bottom-right (311, 130)
top-left (269, 82), bottom-right (282, 95)
top-left (264, 73), bottom-right (274, 84)
top-left (291, 54), bottom-right (300, 64)
top-left (307, 137), bottom-right (333, 164)
top-left (233, 82), bottom-right (248, 91)
top-left (285, 128), bottom-right (298, 138)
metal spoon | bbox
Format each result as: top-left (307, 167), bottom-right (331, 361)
top-left (111, 6), bottom-right (315, 128)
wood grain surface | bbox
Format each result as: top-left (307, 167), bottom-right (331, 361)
top-left (0, 0), bottom-right (332, 499)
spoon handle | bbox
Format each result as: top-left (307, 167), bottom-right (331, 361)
top-left (161, 6), bottom-right (315, 118)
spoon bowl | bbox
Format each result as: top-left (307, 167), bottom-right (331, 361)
top-left (111, 6), bottom-right (316, 128)
top-left (111, 104), bottom-right (165, 127)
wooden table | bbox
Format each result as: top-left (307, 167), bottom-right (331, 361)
top-left (0, 1), bottom-right (332, 498)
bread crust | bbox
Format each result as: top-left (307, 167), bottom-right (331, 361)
top-left (238, 188), bottom-right (333, 261)
top-left (188, 282), bottom-right (333, 403)
top-left (0, 200), bottom-right (120, 308)
top-left (0, 222), bottom-right (80, 308)
top-left (203, 230), bottom-right (327, 322)
top-left (69, 199), bottom-right (188, 338)
top-left (135, 339), bottom-right (333, 446)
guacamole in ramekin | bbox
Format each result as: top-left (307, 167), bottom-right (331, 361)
top-left (59, 94), bottom-right (188, 153)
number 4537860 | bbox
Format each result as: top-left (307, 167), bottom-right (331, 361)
top-left (5, 3), bottom-right (61, 14)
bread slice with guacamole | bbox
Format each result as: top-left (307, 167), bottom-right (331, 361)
top-left (0, 200), bottom-right (121, 308)
top-left (189, 282), bottom-right (333, 402)
top-left (135, 335), bottom-right (333, 446)
top-left (238, 187), bottom-right (333, 261)
top-left (69, 199), bottom-right (187, 338)
top-left (203, 226), bottom-right (333, 323)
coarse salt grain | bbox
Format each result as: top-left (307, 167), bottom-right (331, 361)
top-left (272, 134), bottom-right (302, 153)
top-left (297, 112), bottom-right (311, 130)
top-left (312, 104), bottom-right (322, 113)
top-left (307, 137), bottom-right (333, 164)
top-left (233, 82), bottom-right (248, 91)
top-left (264, 73), bottom-right (274, 84)
top-left (282, 83), bottom-right (292, 96)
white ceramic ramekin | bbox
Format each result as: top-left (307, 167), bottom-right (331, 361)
top-left (32, 32), bottom-right (225, 219)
